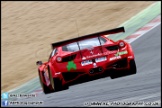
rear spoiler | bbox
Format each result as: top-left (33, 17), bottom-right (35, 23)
top-left (51, 27), bottom-right (125, 49)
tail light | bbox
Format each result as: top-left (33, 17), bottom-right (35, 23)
top-left (118, 41), bottom-right (125, 48)
top-left (56, 56), bottom-right (62, 62)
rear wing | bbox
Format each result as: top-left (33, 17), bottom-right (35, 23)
top-left (51, 27), bottom-right (125, 49)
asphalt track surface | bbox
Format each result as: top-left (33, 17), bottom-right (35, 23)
top-left (15, 24), bottom-right (161, 107)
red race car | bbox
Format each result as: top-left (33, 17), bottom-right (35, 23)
top-left (36, 27), bottom-right (136, 94)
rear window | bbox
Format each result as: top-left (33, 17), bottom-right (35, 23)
top-left (62, 37), bottom-right (107, 52)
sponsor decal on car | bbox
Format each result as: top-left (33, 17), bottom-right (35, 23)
top-left (95, 56), bottom-right (107, 63)
top-left (55, 72), bottom-right (61, 75)
top-left (128, 56), bottom-right (133, 58)
top-left (67, 61), bottom-right (77, 71)
top-left (86, 53), bottom-right (102, 59)
top-left (81, 60), bottom-right (93, 66)
top-left (82, 56), bottom-right (86, 60)
top-left (108, 51), bottom-right (117, 54)
top-left (109, 56), bottom-right (121, 61)
top-left (115, 50), bottom-right (128, 56)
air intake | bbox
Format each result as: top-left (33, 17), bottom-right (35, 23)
top-left (106, 45), bottom-right (119, 51)
top-left (62, 54), bottom-right (77, 62)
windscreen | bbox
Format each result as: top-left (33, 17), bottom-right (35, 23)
top-left (62, 37), bottom-right (107, 52)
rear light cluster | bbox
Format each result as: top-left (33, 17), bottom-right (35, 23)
top-left (56, 56), bottom-right (62, 62)
top-left (56, 54), bottom-right (77, 63)
top-left (118, 41), bottom-right (125, 48)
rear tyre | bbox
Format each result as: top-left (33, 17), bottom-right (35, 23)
top-left (53, 78), bottom-right (63, 91)
top-left (48, 66), bottom-right (63, 92)
top-left (110, 70), bottom-right (119, 79)
top-left (110, 59), bottom-right (137, 79)
top-left (62, 84), bottom-right (69, 90)
top-left (128, 59), bottom-right (137, 74)
top-left (38, 71), bottom-right (51, 94)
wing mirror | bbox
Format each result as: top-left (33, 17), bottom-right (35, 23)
top-left (36, 61), bottom-right (43, 66)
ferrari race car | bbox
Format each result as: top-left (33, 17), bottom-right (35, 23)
top-left (36, 27), bottom-right (136, 94)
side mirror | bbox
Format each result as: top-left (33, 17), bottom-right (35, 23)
top-left (36, 61), bottom-right (43, 65)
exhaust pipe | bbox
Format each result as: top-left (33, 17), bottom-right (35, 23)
top-left (98, 67), bottom-right (103, 72)
top-left (89, 69), bottom-right (94, 74)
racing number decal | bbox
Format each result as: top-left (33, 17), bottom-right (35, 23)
top-left (67, 61), bottom-right (77, 71)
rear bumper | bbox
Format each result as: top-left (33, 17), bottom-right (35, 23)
top-left (106, 57), bottom-right (128, 70)
top-left (60, 57), bottom-right (131, 85)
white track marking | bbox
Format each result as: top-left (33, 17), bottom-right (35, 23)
top-left (124, 15), bottom-right (161, 43)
